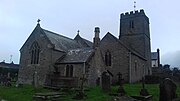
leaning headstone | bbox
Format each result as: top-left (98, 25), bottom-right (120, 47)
top-left (159, 78), bottom-right (177, 101)
top-left (101, 72), bottom-right (111, 92)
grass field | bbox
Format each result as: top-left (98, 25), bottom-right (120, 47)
top-left (0, 83), bottom-right (179, 101)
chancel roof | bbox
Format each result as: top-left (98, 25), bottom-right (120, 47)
top-left (56, 48), bottom-right (94, 64)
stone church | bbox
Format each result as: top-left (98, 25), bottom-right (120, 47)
top-left (18, 9), bottom-right (151, 86)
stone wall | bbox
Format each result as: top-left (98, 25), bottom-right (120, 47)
top-left (100, 40), bottom-right (129, 83)
top-left (119, 10), bottom-right (152, 78)
top-left (18, 27), bottom-right (64, 85)
top-left (100, 34), bottom-right (148, 83)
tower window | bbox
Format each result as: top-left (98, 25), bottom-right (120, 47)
top-left (129, 20), bottom-right (134, 29)
top-left (66, 65), bottom-right (73, 77)
top-left (105, 51), bottom-right (111, 66)
top-left (30, 41), bottom-right (40, 64)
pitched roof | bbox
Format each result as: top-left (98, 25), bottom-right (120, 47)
top-left (151, 52), bottom-right (158, 60)
top-left (43, 29), bottom-right (81, 52)
top-left (56, 48), bottom-right (94, 64)
top-left (101, 32), bottom-right (147, 60)
top-left (0, 61), bottom-right (19, 69)
top-left (74, 34), bottom-right (93, 48)
top-left (101, 32), bottom-right (119, 43)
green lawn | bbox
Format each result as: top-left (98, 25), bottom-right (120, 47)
top-left (0, 85), bottom-right (51, 101)
top-left (0, 83), bottom-right (179, 101)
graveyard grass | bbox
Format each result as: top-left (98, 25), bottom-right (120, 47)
top-left (0, 83), bottom-right (179, 101)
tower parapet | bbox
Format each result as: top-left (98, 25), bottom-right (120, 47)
top-left (120, 9), bottom-right (149, 23)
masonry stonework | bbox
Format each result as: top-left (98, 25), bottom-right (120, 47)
top-left (18, 9), bottom-right (152, 86)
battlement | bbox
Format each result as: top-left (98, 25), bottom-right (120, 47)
top-left (120, 9), bottom-right (146, 19)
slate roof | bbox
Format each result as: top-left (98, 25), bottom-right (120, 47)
top-left (56, 48), bottom-right (94, 64)
top-left (74, 34), bottom-right (93, 48)
top-left (43, 29), bottom-right (81, 52)
top-left (151, 52), bottom-right (158, 60)
top-left (0, 61), bottom-right (19, 69)
top-left (100, 32), bottom-right (119, 43)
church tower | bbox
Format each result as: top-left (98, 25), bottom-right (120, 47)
top-left (119, 9), bottom-right (151, 74)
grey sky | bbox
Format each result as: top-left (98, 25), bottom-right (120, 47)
top-left (0, 0), bottom-right (180, 68)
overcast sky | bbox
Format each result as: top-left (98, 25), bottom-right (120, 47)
top-left (0, 0), bottom-right (180, 68)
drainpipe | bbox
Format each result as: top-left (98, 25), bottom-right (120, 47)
top-left (129, 52), bottom-right (132, 83)
top-left (83, 62), bottom-right (86, 74)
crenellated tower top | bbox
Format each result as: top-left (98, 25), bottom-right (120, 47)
top-left (120, 9), bottom-right (149, 23)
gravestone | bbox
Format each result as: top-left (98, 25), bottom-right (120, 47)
top-left (6, 72), bottom-right (11, 86)
top-left (33, 71), bottom-right (39, 88)
top-left (0, 74), bottom-right (3, 85)
top-left (159, 78), bottom-right (177, 101)
top-left (117, 72), bottom-right (126, 96)
top-left (101, 71), bottom-right (111, 92)
top-left (96, 77), bottom-right (100, 86)
top-left (3, 75), bottom-right (7, 86)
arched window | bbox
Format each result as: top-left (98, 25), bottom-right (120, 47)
top-left (66, 65), bottom-right (73, 77)
top-left (30, 41), bottom-right (40, 64)
top-left (105, 50), bottom-right (111, 66)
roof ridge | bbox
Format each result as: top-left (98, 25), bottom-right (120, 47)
top-left (81, 36), bottom-right (92, 43)
top-left (42, 29), bottom-right (75, 41)
top-left (107, 32), bottom-right (118, 40)
top-left (74, 33), bottom-right (92, 42)
top-left (118, 40), bottom-right (147, 60)
top-left (101, 32), bottom-right (118, 42)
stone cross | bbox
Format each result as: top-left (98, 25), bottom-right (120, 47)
top-left (77, 30), bottom-right (80, 35)
top-left (37, 19), bottom-right (41, 24)
top-left (117, 72), bottom-right (126, 96)
top-left (140, 76), bottom-right (149, 96)
top-left (134, 1), bottom-right (136, 11)
top-left (117, 72), bottom-right (122, 85)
